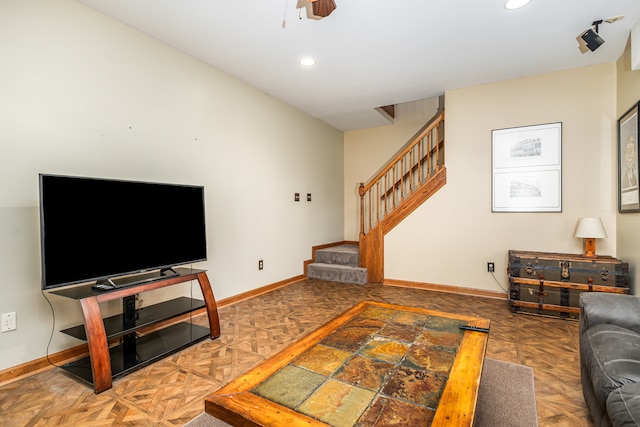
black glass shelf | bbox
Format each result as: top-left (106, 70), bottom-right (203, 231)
top-left (60, 297), bottom-right (205, 341)
top-left (61, 322), bottom-right (210, 386)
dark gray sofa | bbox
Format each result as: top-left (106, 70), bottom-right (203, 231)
top-left (580, 292), bottom-right (640, 426)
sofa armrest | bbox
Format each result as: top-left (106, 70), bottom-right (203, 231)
top-left (580, 292), bottom-right (640, 335)
top-left (607, 382), bottom-right (640, 427)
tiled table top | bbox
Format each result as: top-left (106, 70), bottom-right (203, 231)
top-left (205, 301), bottom-right (490, 427)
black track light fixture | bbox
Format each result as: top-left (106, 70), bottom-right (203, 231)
top-left (577, 16), bottom-right (624, 54)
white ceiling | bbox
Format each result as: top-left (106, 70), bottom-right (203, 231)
top-left (79, 0), bottom-right (640, 131)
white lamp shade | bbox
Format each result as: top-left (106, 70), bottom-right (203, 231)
top-left (575, 218), bottom-right (607, 238)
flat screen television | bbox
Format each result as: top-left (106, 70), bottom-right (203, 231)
top-left (39, 174), bottom-right (207, 290)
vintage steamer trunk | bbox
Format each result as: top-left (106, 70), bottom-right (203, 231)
top-left (508, 250), bottom-right (630, 319)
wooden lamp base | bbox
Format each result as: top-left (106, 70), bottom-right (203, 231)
top-left (583, 238), bottom-right (597, 258)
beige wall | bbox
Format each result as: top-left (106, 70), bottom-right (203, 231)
top-left (0, 0), bottom-right (344, 370)
top-left (347, 64), bottom-right (618, 292)
top-left (617, 40), bottom-right (640, 293)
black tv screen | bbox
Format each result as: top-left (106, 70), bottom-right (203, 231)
top-left (39, 174), bottom-right (207, 290)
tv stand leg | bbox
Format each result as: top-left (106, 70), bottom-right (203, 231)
top-left (80, 297), bottom-right (112, 393)
top-left (196, 272), bottom-right (221, 339)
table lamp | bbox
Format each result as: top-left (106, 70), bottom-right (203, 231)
top-left (575, 218), bottom-right (607, 258)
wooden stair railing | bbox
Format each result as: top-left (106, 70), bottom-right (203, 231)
top-left (358, 107), bottom-right (446, 284)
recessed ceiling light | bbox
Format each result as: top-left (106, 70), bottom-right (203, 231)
top-left (505, 0), bottom-right (530, 10)
top-left (299, 57), bottom-right (317, 67)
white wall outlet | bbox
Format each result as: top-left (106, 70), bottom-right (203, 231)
top-left (1, 312), bottom-right (16, 332)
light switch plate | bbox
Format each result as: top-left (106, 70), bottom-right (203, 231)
top-left (2, 312), bottom-right (16, 332)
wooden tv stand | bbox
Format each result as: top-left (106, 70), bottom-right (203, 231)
top-left (51, 268), bottom-right (220, 393)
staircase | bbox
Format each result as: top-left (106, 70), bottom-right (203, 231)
top-left (307, 244), bottom-right (368, 285)
top-left (305, 99), bottom-right (446, 286)
top-left (359, 99), bottom-right (446, 284)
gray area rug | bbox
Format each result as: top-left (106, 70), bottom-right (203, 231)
top-left (184, 358), bottom-right (538, 427)
top-left (472, 358), bottom-right (538, 427)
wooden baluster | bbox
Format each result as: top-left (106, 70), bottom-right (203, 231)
top-left (376, 181), bottom-right (380, 225)
top-left (420, 145), bottom-right (423, 184)
top-left (418, 137), bottom-right (424, 185)
top-left (425, 133), bottom-right (431, 178)
top-left (378, 172), bottom-right (389, 215)
top-left (376, 179), bottom-right (380, 222)
top-left (410, 148), bottom-right (414, 194)
top-left (359, 183), bottom-right (365, 238)
top-left (440, 124), bottom-right (444, 170)
top-left (368, 190), bottom-right (372, 231)
top-left (438, 121), bottom-right (444, 169)
top-left (389, 166), bottom-right (394, 210)
top-left (400, 156), bottom-right (404, 202)
top-left (436, 123), bottom-right (441, 171)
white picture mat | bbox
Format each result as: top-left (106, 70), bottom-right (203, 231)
top-left (492, 122), bottom-right (562, 212)
top-left (621, 188), bottom-right (639, 206)
top-left (493, 170), bottom-right (561, 211)
top-left (492, 124), bottom-right (561, 169)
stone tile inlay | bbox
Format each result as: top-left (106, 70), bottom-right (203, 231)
top-left (382, 365), bottom-right (446, 407)
top-left (333, 355), bottom-right (395, 391)
top-left (248, 305), bottom-right (469, 427)
top-left (252, 365), bottom-right (325, 408)
top-left (356, 395), bottom-right (435, 427)
top-left (298, 379), bottom-right (375, 427)
top-left (378, 322), bottom-right (423, 342)
top-left (293, 344), bottom-right (352, 376)
top-left (360, 337), bottom-right (410, 364)
top-left (403, 344), bottom-right (457, 374)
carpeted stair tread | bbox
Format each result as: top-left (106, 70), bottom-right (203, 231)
top-left (307, 262), bottom-right (368, 285)
top-left (315, 245), bottom-right (359, 266)
top-left (317, 244), bottom-right (359, 254)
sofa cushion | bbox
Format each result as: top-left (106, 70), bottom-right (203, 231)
top-left (607, 382), bottom-right (640, 426)
top-left (581, 323), bottom-right (640, 406)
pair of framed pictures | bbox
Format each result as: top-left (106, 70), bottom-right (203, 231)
top-left (491, 122), bottom-right (562, 212)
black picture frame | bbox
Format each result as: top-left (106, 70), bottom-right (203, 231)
top-left (618, 102), bottom-right (640, 213)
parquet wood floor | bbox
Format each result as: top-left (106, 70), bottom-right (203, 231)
top-left (0, 279), bottom-right (592, 426)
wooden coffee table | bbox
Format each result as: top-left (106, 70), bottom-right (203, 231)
top-left (205, 301), bottom-right (490, 427)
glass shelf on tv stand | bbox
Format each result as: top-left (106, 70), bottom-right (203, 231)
top-left (60, 296), bottom-right (206, 340)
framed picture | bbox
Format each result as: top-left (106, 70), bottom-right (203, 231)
top-left (492, 122), bottom-right (562, 212)
top-left (618, 102), bottom-right (640, 213)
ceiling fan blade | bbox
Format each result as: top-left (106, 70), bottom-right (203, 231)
top-left (312, 0), bottom-right (337, 18)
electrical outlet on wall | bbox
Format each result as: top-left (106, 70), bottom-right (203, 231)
top-left (258, 260), bottom-right (264, 270)
top-left (487, 262), bottom-right (495, 273)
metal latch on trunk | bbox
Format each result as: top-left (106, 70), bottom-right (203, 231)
top-left (560, 260), bottom-right (571, 280)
